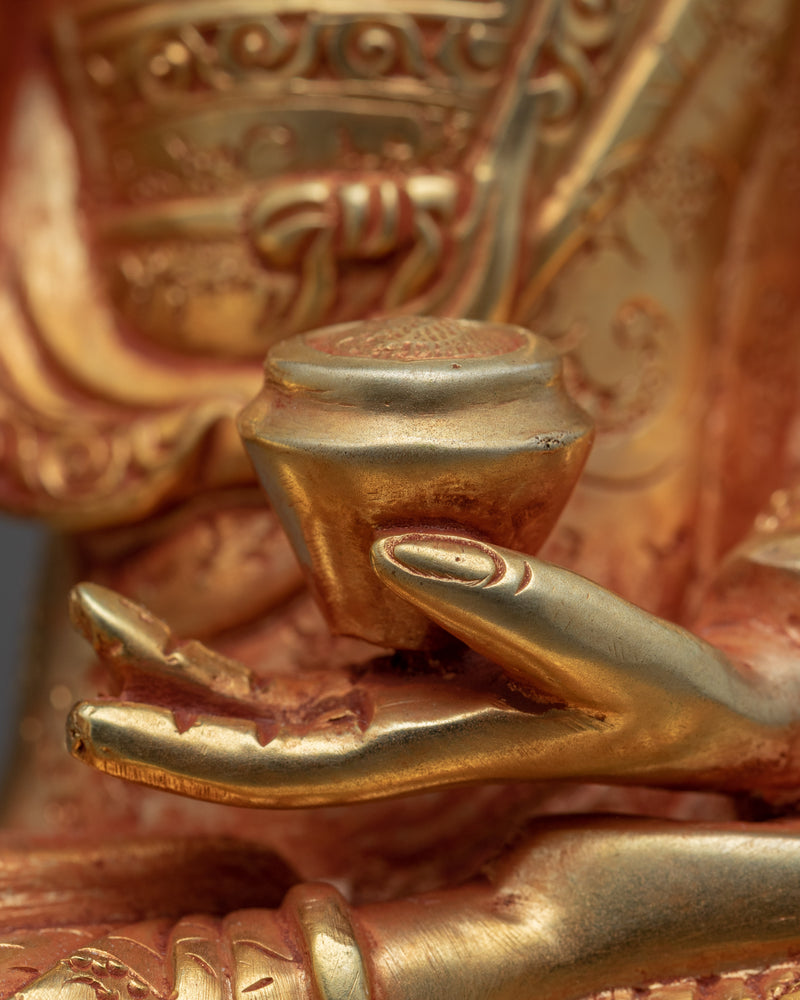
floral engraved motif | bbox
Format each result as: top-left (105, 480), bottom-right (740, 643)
top-left (63, 950), bottom-right (156, 1000)
top-left (563, 297), bottom-right (670, 438)
top-left (67, 7), bottom-right (520, 119)
top-left (0, 396), bottom-right (240, 524)
top-left (532, 0), bottom-right (623, 141)
top-left (48, 2), bottom-right (544, 350)
top-left (328, 18), bottom-right (426, 80)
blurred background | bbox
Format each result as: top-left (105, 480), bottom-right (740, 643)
top-left (0, 518), bottom-right (44, 781)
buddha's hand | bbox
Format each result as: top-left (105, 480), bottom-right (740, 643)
top-left (67, 533), bottom-right (800, 808)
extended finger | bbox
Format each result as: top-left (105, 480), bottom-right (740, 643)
top-left (66, 689), bottom-right (611, 808)
top-left (69, 583), bottom-right (254, 701)
top-left (370, 533), bottom-right (776, 725)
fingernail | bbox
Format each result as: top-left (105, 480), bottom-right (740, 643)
top-left (384, 536), bottom-right (501, 584)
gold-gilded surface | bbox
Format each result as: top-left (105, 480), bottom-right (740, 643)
top-left (8, 822), bottom-right (800, 1000)
top-left (49, 0), bottom-right (553, 350)
top-left (1, 1), bottom-right (800, 1000)
top-left (239, 319), bottom-right (593, 647)
top-left (0, 0), bottom-right (783, 625)
top-left (61, 520), bottom-right (800, 808)
top-left (289, 883), bottom-right (370, 1000)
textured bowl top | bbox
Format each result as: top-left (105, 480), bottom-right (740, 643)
top-left (305, 317), bottom-right (527, 362)
top-left (262, 317), bottom-right (560, 409)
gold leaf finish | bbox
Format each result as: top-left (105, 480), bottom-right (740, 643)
top-left (1, 1), bottom-right (800, 999)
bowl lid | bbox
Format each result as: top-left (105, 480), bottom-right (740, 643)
top-left (264, 317), bottom-right (561, 409)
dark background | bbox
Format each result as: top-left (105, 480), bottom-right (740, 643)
top-left (0, 516), bottom-right (44, 779)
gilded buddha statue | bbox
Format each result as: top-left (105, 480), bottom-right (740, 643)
top-left (2, 1), bottom-right (800, 997)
